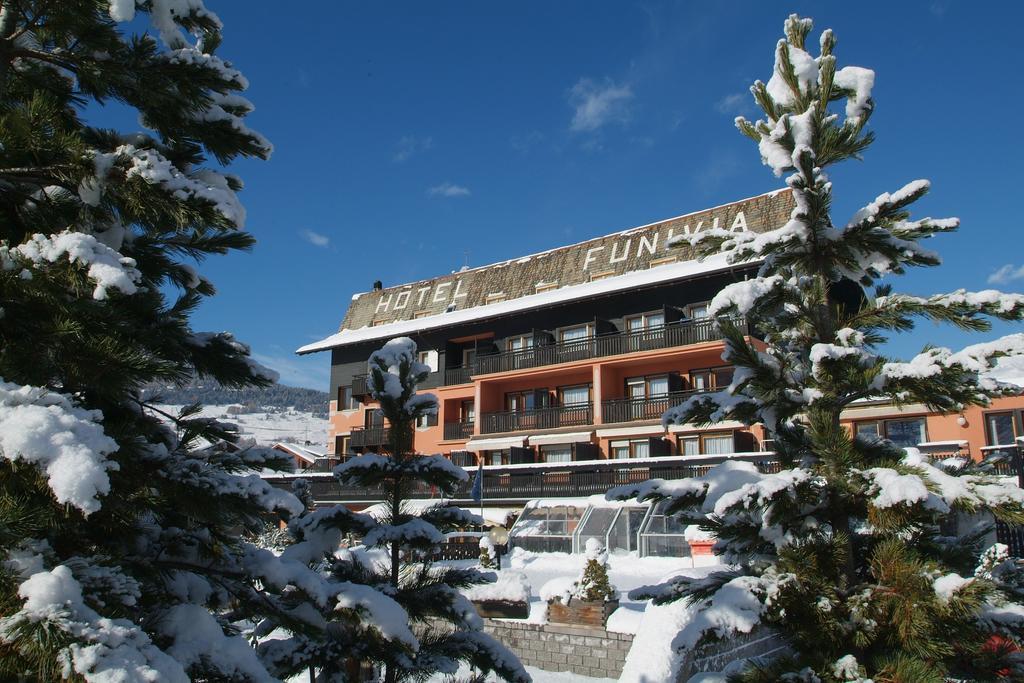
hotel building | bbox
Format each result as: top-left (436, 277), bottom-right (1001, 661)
top-left (290, 189), bottom-right (1024, 540)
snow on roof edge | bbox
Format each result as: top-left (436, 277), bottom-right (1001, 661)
top-left (297, 252), bottom-right (751, 354)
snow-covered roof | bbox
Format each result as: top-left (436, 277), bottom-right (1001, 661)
top-left (298, 252), bottom-right (748, 354)
top-left (272, 442), bottom-right (324, 463)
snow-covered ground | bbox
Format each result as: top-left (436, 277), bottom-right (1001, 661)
top-left (151, 404), bottom-right (327, 447)
top-left (474, 547), bottom-right (718, 634)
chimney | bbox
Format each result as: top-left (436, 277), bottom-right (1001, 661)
top-left (372, 280), bottom-right (383, 291)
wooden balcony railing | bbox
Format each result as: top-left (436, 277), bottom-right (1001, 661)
top-left (601, 390), bottom-right (708, 424)
top-left (443, 317), bottom-right (747, 385)
top-left (480, 404), bottom-right (593, 435)
top-left (444, 365), bottom-right (475, 386)
top-left (264, 453), bottom-right (781, 505)
top-left (352, 374), bottom-right (370, 397)
top-left (443, 420), bottom-right (475, 441)
top-left (349, 425), bottom-right (390, 450)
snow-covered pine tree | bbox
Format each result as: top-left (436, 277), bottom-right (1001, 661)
top-left (0, 3), bottom-right (411, 680)
top-left (572, 539), bottom-right (616, 603)
top-left (335, 338), bottom-right (529, 682)
top-left (612, 14), bottom-right (1024, 682)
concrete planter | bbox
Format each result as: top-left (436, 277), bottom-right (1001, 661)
top-left (547, 598), bottom-right (619, 628)
top-left (472, 599), bottom-right (530, 619)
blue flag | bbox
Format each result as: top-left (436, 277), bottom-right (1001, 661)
top-left (470, 459), bottom-right (483, 502)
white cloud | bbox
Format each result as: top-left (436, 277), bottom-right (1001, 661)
top-left (301, 229), bottom-right (330, 248)
top-left (714, 92), bottom-right (747, 114)
top-left (568, 78), bottom-right (634, 132)
top-left (427, 182), bottom-right (471, 198)
top-left (393, 135), bottom-right (433, 162)
top-left (988, 264), bottom-right (1024, 284)
top-left (251, 352), bottom-right (330, 391)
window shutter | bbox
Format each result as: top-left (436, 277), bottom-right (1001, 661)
top-left (510, 446), bottom-right (534, 465)
top-left (573, 442), bottom-right (600, 461)
top-left (648, 436), bottom-right (672, 457)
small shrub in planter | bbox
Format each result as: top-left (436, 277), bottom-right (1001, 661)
top-left (479, 536), bottom-right (496, 569)
top-left (545, 539), bottom-right (619, 627)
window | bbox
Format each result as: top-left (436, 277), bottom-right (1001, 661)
top-left (508, 334), bottom-right (533, 352)
top-left (678, 431), bottom-right (734, 456)
top-left (462, 348), bottom-right (477, 368)
top-left (610, 439), bottom-right (651, 459)
top-left (413, 311), bottom-right (431, 319)
top-left (649, 256), bottom-right (677, 268)
top-left (460, 399), bottom-right (475, 424)
top-left (590, 270), bottom-right (615, 282)
top-left (485, 292), bottom-right (507, 304)
top-left (688, 303), bottom-right (709, 319)
top-left (334, 435), bottom-right (351, 458)
top-left (884, 418), bottom-right (927, 447)
top-left (559, 384), bottom-right (591, 407)
top-left (370, 319), bottom-right (387, 326)
top-left (416, 413), bottom-right (431, 429)
top-left (703, 433), bottom-right (734, 454)
top-left (535, 281), bottom-right (558, 293)
top-left (417, 350), bottom-right (438, 372)
top-left (485, 449), bottom-right (507, 466)
top-left (690, 366), bottom-right (733, 391)
top-left (626, 375), bottom-right (669, 399)
top-left (540, 445), bottom-right (572, 463)
top-left (986, 412), bottom-right (1017, 446)
top-left (337, 386), bottom-right (358, 411)
top-left (559, 324), bottom-right (591, 343)
top-left (625, 312), bottom-right (666, 332)
top-left (505, 390), bottom-right (537, 412)
top-left (855, 421), bottom-right (881, 439)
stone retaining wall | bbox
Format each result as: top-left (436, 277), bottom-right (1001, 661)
top-left (482, 619), bottom-right (633, 679)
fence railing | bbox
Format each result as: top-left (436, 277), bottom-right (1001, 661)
top-left (481, 404), bottom-right (593, 435)
top-left (351, 374), bottom-right (370, 397)
top-left (443, 420), bottom-right (474, 441)
top-left (269, 454), bottom-right (780, 505)
top-left (445, 317), bottom-right (745, 383)
top-left (349, 426), bottom-right (390, 450)
top-left (601, 389), bottom-right (707, 424)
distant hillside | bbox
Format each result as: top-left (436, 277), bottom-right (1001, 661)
top-left (141, 378), bottom-right (329, 417)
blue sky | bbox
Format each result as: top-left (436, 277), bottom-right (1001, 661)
top-left (162, 1), bottom-right (1023, 390)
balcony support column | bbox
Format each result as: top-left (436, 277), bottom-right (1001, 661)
top-left (473, 382), bottom-right (483, 436)
top-left (592, 363), bottom-right (604, 425)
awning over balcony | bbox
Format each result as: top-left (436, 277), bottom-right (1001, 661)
top-left (465, 436), bottom-right (527, 451)
top-left (527, 431), bottom-right (593, 446)
top-left (667, 420), bottom-right (745, 433)
top-left (596, 425), bottom-right (667, 438)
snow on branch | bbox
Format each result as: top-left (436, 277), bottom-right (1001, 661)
top-left (874, 333), bottom-right (1024, 398)
top-left (362, 519), bottom-right (445, 549)
top-left (0, 564), bottom-right (189, 682)
top-left (187, 331), bottom-right (279, 382)
top-left (117, 144), bottom-right (247, 228)
top-left (0, 380), bottom-right (118, 515)
top-left (159, 604), bottom-right (276, 682)
top-left (3, 230), bottom-right (141, 300)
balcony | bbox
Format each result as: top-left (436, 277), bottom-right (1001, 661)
top-left (264, 453), bottom-right (781, 505)
top-left (481, 404), bottom-right (593, 435)
top-left (443, 420), bottom-right (475, 441)
top-left (443, 317), bottom-right (746, 385)
top-left (352, 374), bottom-right (370, 397)
top-left (444, 365), bottom-right (474, 385)
top-left (602, 389), bottom-right (708, 424)
top-left (349, 425), bottom-right (390, 450)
